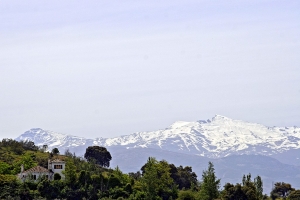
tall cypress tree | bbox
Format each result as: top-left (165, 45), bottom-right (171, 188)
top-left (254, 175), bottom-right (263, 200)
top-left (199, 162), bottom-right (220, 200)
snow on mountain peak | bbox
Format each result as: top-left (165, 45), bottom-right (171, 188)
top-left (15, 115), bottom-right (300, 158)
top-left (212, 114), bottom-right (232, 122)
top-left (170, 121), bottom-right (192, 129)
top-left (16, 128), bottom-right (92, 149)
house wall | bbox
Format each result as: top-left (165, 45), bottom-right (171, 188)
top-left (48, 160), bottom-right (65, 179)
top-left (17, 160), bottom-right (66, 182)
top-left (19, 172), bottom-right (53, 181)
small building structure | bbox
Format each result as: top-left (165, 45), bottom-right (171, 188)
top-left (17, 159), bottom-right (65, 181)
top-left (48, 159), bottom-right (65, 178)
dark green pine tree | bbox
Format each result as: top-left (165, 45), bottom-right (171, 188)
top-left (199, 162), bottom-right (220, 200)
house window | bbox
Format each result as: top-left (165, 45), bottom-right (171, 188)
top-left (32, 175), bottom-right (36, 180)
top-left (54, 165), bottom-right (63, 169)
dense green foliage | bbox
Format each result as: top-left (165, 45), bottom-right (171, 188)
top-left (140, 157), bottom-right (177, 199)
top-left (221, 174), bottom-right (266, 200)
top-left (0, 139), bottom-right (49, 175)
top-left (270, 182), bottom-right (295, 200)
top-left (288, 190), bottom-right (300, 200)
top-left (0, 139), bottom-right (299, 199)
top-left (84, 146), bottom-right (112, 167)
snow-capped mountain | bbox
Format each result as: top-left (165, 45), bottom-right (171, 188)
top-left (15, 115), bottom-right (300, 192)
top-left (17, 128), bottom-right (94, 149)
top-left (16, 115), bottom-right (300, 159)
top-left (94, 115), bottom-right (300, 158)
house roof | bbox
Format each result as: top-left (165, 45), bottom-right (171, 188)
top-left (50, 159), bottom-right (65, 163)
top-left (21, 166), bottom-right (52, 173)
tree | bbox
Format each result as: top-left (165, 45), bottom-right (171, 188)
top-left (143, 163), bottom-right (197, 190)
top-left (84, 146), bottom-right (112, 168)
top-left (21, 140), bottom-right (38, 151)
top-left (0, 174), bottom-right (20, 198)
top-left (37, 179), bottom-right (52, 199)
top-left (0, 161), bottom-right (11, 174)
top-left (128, 171), bottom-right (141, 180)
top-left (221, 182), bottom-right (258, 200)
top-left (140, 157), bottom-right (177, 200)
top-left (199, 162), bottom-right (220, 200)
top-left (288, 190), bottom-right (300, 200)
top-left (51, 148), bottom-right (59, 155)
top-left (177, 190), bottom-right (196, 200)
top-left (64, 158), bottom-right (77, 187)
top-left (221, 173), bottom-right (264, 200)
top-left (172, 165), bottom-right (198, 190)
top-left (141, 157), bottom-right (161, 200)
top-left (254, 175), bottom-right (263, 200)
top-left (112, 166), bottom-right (130, 187)
top-left (37, 179), bottom-right (65, 200)
top-left (64, 149), bottom-right (73, 157)
top-left (12, 154), bottom-right (37, 174)
top-left (270, 182), bottom-right (294, 199)
top-left (221, 174), bottom-right (262, 200)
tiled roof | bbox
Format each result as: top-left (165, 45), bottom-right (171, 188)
top-left (50, 159), bottom-right (64, 163)
top-left (22, 166), bottom-right (51, 173)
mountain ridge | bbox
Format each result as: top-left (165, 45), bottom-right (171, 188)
top-left (16, 115), bottom-right (300, 160)
top-left (14, 115), bottom-right (300, 192)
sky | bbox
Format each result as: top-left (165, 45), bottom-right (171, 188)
top-left (0, 0), bottom-right (300, 139)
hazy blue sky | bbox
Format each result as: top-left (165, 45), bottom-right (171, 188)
top-left (1, 0), bottom-right (300, 139)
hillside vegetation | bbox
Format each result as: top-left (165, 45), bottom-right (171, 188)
top-left (0, 139), bottom-right (299, 200)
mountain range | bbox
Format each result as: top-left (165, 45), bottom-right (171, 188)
top-left (15, 115), bottom-right (300, 192)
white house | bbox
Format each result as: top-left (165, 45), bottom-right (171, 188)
top-left (17, 159), bottom-right (65, 181)
top-left (48, 159), bottom-right (65, 179)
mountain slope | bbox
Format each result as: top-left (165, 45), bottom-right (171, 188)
top-left (16, 115), bottom-right (300, 160)
top-left (94, 115), bottom-right (300, 157)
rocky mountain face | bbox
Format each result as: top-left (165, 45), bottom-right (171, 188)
top-left (15, 115), bottom-right (300, 192)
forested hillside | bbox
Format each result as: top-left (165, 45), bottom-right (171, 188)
top-left (0, 139), bottom-right (299, 200)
